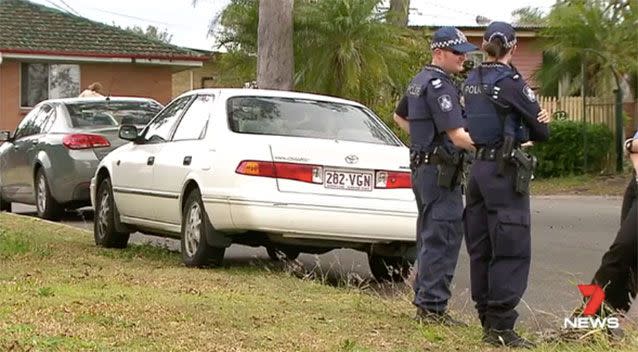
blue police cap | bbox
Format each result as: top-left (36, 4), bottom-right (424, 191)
top-left (430, 26), bottom-right (478, 53)
top-left (484, 21), bottom-right (517, 48)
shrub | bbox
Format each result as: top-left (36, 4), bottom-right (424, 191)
top-left (374, 100), bottom-right (409, 145)
top-left (530, 119), bottom-right (613, 177)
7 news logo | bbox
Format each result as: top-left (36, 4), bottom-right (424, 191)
top-left (563, 284), bottom-right (620, 329)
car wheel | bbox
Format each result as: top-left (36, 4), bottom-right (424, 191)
top-left (0, 190), bottom-right (10, 212)
top-left (35, 169), bottom-right (63, 220)
top-left (368, 255), bottom-right (413, 283)
top-left (181, 189), bottom-right (225, 267)
top-left (94, 178), bottom-right (130, 248)
top-left (266, 246), bottom-right (300, 261)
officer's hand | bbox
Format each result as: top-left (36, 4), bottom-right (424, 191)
top-left (537, 109), bottom-right (550, 124)
top-left (521, 141), bottom-right (534, 148)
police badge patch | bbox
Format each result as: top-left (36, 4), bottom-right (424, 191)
top-left (437, 94), bottom-right (453, 112)
top-left (523, 85), bottom-right (536, 102)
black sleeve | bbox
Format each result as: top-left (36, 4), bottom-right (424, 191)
top-left (425, 82), bottom-right (464, 132)
top-left (395, 95), bottom-right (408, 118)
top-left (498, 77), bottom-right (549, 142)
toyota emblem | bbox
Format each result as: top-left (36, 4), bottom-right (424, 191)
top-left (345, 155), bottom-right (359, 164)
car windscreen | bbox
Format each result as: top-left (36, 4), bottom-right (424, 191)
top-left (64, 101), bottom-right (163, 128)
top-left (227, 96), bottom-right (399, 145)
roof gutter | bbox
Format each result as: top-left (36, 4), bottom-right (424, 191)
top-left (0, 48), bottom-right (206, 67)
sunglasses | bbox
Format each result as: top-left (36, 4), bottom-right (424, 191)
top-left (444, 49), bottom-right (465, 56)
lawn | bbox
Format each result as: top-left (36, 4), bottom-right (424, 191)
top-left (0, 213), bottom-right (636, 351)
top-left (532, 172), bottom-right (632, 196)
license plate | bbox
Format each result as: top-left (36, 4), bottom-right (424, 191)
top-left (324, 169), bottom-right (373, 191)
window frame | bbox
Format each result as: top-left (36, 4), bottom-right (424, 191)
top-left (225, 95), bottom-right (402, 146)
top-left (171, 94), bottom-right (215, 142)
top-left (13, 106), bottom-right (41, 140)
top-left (467, 51), bottom-right (486, 68)
top-left (19, 62), bottom-right (81, 108)
top-left (139, 95), bottom-right (195, 144)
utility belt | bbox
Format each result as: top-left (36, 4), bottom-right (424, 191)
top-left (410, 146), bottom-right (467, 189)
top-left (474, 142), bottom-right (538, 195)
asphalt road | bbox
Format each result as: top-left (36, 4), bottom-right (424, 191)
top-left (11, 196), bottom-right (627, 329)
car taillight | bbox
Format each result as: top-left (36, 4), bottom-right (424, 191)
top-left (236, 160), bottom-right (323, 184)
top-left (375, 170), bottom-right (411, 189)
top-left (62, 134), bottom-right (111, 150)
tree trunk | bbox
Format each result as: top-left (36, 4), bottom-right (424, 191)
top-left (257, 0), bottom-right (294, 90)
top-left (387, 0), bottom-right (409, 27)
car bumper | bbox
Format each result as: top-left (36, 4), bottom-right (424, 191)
top-left (203, 192), bottom-right (417, 243)
top-left (46, 150), bottom-right (100, 205)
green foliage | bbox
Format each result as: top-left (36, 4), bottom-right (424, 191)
top-left (371, 99), bottom-right (408, 144)
top-left (511, 6), bottom-right (547, 26)
top-left (125, 25), bottom-right (173, 44)
top-left (536, 1), bottom-right (638, 97)
top-left (530, 119), bottom-right (613, 177)
top-left (214, 0), bottom-right (429, 107)
top-left (0, 229), bottom-right (30, 258)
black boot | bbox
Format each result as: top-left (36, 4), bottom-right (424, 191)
top-left (483, 329), bottom-right (536, 349)
top-left (415, 308), bottom-right (467, 327)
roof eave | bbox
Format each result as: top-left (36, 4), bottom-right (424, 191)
top-left (0, 48), bottom-right (206, 66)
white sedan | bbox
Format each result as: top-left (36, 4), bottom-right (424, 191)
top-left (90, 89), bottom-right (417, 281)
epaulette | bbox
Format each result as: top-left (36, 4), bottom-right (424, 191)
top-left (430, 78), bottom-right (443, 89)
top-left (511, 73), bottom-right (520, 80)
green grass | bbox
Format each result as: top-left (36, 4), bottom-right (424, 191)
top-left (0, 212), bottom-right (637, 351)
top-left (532, 172), bottom-right (632, 196)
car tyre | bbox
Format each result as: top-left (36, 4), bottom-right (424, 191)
top-left (0, 190), bottom-right (10, 212)
top-left (181, 189), bottom-right (225, 267)
top-left (266, 246), bottom-right (300, 261)
top-left (94, 178), bottom-right (130, 248)
top-left (369, 255), bottom-right (412, 283)
top-left (35, 169), bottom-right (63, 220)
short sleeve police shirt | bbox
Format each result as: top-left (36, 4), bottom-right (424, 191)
top-left (395, 95), bottom-right (408, 117)
top-left (425, 77), bottom-right (464, 132)
top-left (496, 76), bottom-right (541, 121)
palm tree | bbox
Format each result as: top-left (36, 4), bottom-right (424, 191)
top-left (536, 1), bottom-right (638, 98)
top-left (294, 0), bottom-right (424, 105)
top-left (194, 0), bottom-right (294, 90)
top-left (211, 0), bottom-right (427, 107)
top-left (257, 0), bottom-right (294, 90)
top-left (387, 0), bottom-right (410, 27)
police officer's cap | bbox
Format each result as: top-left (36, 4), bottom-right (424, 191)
top-left (430, 26), bottom-right (478, 53)
top-left (484, 21), bottom-right (517, 48)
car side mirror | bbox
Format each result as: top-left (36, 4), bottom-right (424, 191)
top-left (0, 130), bottom-right (12, 143)
top-left (119, 125), bottom-right (138, 141)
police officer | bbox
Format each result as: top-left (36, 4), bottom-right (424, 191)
top-left (463, 22), bottom-right (550, 348)
top-left (397, 26), bottom-right (477, 326)
top-left (590, 132), bottom-right (638, 314)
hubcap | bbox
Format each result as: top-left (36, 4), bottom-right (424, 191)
top-left (37, 175), bottom-right (47, 212)
top-left (184, 202), bottom-right (202, 257)
top-left (97, 188), bottom-right (110, 240)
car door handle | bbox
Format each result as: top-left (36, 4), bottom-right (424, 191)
top-left (147, 156), bottom-right (155, 166)
top-left (183, 156), bottom-right (192, 166)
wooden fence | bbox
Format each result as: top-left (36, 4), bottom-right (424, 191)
top-left (538, 96), bottom-right (616, 130)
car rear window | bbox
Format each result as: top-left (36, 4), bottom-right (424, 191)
top-left (227, 96), bottom-right (399, 145)
top-left (64, 101), bottom-right (163, 128)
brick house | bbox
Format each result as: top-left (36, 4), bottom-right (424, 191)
top-left (421, 25), bottom-right (544, 88)
top-left (0, 0), bottom-right (207, 131)
top-left (172, 50), bottom-right (225, 98)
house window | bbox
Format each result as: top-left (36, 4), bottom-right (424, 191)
top-left (20, 63), bottom-right (80, 108)
top-left (467, 51), bottom-right (486, 68)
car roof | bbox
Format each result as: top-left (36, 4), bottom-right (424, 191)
top-left (176, 88), bottom-right (365, 108)
top-left (40, 97), bottom-right (161, 105)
